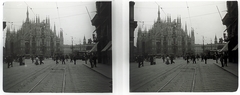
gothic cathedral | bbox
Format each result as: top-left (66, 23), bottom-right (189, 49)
top-left (5, 7), bottom-right (63, 58)
top-left (137, 6), bottom-right (195, 56)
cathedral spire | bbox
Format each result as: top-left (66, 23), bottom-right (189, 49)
top-left (157, 6), bottom-right (160, 22)
top-left (214, 35), bottom-right (218, 44)
top-left (83, 35), bottom-right (86, 44)
top-left (26, 7), bottom-right (29, 22)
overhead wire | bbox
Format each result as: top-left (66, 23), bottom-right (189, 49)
top-left (24, 2), bottom-right (36, 16)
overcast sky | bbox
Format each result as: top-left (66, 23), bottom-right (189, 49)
top-left (133, 1), bottom-right (227, 46)
top-left (3, 1), bottom-right (96, 46)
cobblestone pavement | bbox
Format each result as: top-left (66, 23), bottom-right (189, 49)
top-left (3, 59), bottom-right (112, 93)
top-left (130, 58), bottom-right (238, 92)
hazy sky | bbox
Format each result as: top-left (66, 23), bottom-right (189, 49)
top-left (3, 1), bottom-right (96, 45)
top-left (133, 1), bottom-right (227, 46)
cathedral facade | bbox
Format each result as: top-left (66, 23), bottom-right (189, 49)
top-left (137, 7), bottom-right (195, 56)
top-left (5, 8), bottom-right (63, 58)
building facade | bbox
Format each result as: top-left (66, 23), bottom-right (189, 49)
top-left (91, 2), bottom-right (112, 65)
top-left (129, 1), bottom-right (138, 62)
top-left (222, 1), bottom-right (238, 63)
top-left (5, 7), bottom-right (63, 58)
top-left (137, 7), bottom-right (195, 57)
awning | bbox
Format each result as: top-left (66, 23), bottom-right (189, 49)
top-left (219, 42), bottom-right (229, 52)
top-left (101, 41), bottom-right (112, 52)
top-left (232, 44), bottom-right (238, 51)
top-left (89, 42), bottom-right (98, 52)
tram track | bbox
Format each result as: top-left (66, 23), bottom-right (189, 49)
top-left (4, 63), bottom-right (56, 92)
top-left (27, 64), bottom-right (66, 93)
top-left (157, 64), bottom-right (197, 92)
top-left (132, 63), bottom-right (185, 91)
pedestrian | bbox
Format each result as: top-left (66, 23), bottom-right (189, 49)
top-left (56, 55), bottom-right (59, 64)
top-left (22, 55), bottom-right (25, 65)
top-left (192, 55), bottom-right (196, 64)
top-left (201, 55), bottom-right (204, 62)
top-left (162, 55), bottom-right (165, 63)
top-left (73, 55), bottom-right (77, 65)
top-left (89, 54), bottom-right (94, 68)
top-left (35, 56), bottom-right (39, 65)
top-left (93, 54), bottom-right (97, 67)
top-left (138, 55), bottom-right (143, 68)
top-left (39, 56), bottom-right (43, 65)
top-left (186, 55), bottom-right (189, 64)
top-left (70, 55), bottom-right (73, 62)
top-left (170, 55), bottom-right (174, 64)
top-left (19, 56), bottom-right (23, 65)
top-left (215, 53), bottom-right (218, 63)
top-left (220, 54), bottom-right (224, 67)
top-left (153, 56), bottom-right (156, 65)
top-left (150, 56), bottom-right (153, 65)
top-left (7, 56), bottom-right (13, 68)
top-left (31, 55), bottom-right (34, 63)
top-left (224, 52), bottom-right (228, 67)
top-left (62, 55), bottom-right (65, 64)
top-left (166, 55), bottom-right (170, 65)
top-left (84, 54), bottom-right (88, 64)
top-left (204, 55), bottom-right (207, 64)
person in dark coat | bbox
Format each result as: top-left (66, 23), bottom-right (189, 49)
top-left (73, 55), bottom-right (77, 65)
top-left (19, 56), bottom-right (23, 65)
top-left (192, 55), bottom-right (196, 64)
top-left (7, 56), bottom-right (13, 68)
top-left (186, 55), bottom-right (189, 64)
top-left (162, 55), bottom-right (165, 63)
top-left (170, 55), bottom-right (174, 64)
top-left (62, 55), bottom-right (65, 64)
top-left (223, 52), bottom-right (228, 67)
top-left (204, 55), bottom-right (207, 64)
top-left (138, 55), bottom-right (144, 68)
top-left (150, 56), bottom-right (153, 65)
top-left (220, 54), bottom-right (224, 67)
top-left (89, 54), bottom-right (94, 68)
top-left (93, 54), bottom-right (97, 67)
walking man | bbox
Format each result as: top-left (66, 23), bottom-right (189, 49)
top-left (192, 55), bottom-right (196, 64)
top-left (204, 55), bottom-right (207, 64)
top-left (62, 55), bottom-right (66, 64)
top-left (73, 55), bottom-right (77, 65)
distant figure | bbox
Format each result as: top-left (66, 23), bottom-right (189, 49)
top-left (56, 55), bottom-right (59, 64)
top-left (162, 55), bottom-right (165, 63)
top-left (62, 55), bottom-right (65, 64)
top-left (73, 55), bottom-right (77, 65)
top-left (84, 54), bottom-right (88, 64)
top-left (153, 56), bottom-right (156, 65)
top-left (7, 56), bottom-right (13, 68)
top-left (215, 54), bottom-right (218, 63)
top-left (31, 56), bottom-right (34, 63)
top-left (35, 56), bottom-right (39, 65)
top-left (186, 55), bottom-right (189, 64)
top-left (93, 54), bottom-right (97, 67)
top-left (170, 55), bottom-right (174, 64)
top-left (150, 56), bottom-right (153, 65)
top-left (224, 53), bottom-right (228, 67)
top-left (166, 55), bottom-right (170, 65)
top-left (19, 56), bottom-right (23, 65)
top-left (138, 55), bottom-right (144, 68)
top-left (204, 55), bottom-right (207, 64)
top-left (192, 55), bottom-right (196, 64)
top-left (22, 56), bottom-right (25, 65)
top-left (220, 54), bottom-right (224, 67)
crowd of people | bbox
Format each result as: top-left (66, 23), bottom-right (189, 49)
top-left (135, 52), bottom-right (229, 68)
top-left (5, 55), bottom-right (26, 68)
top-left (4, 52), bottom-right (99, 69)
